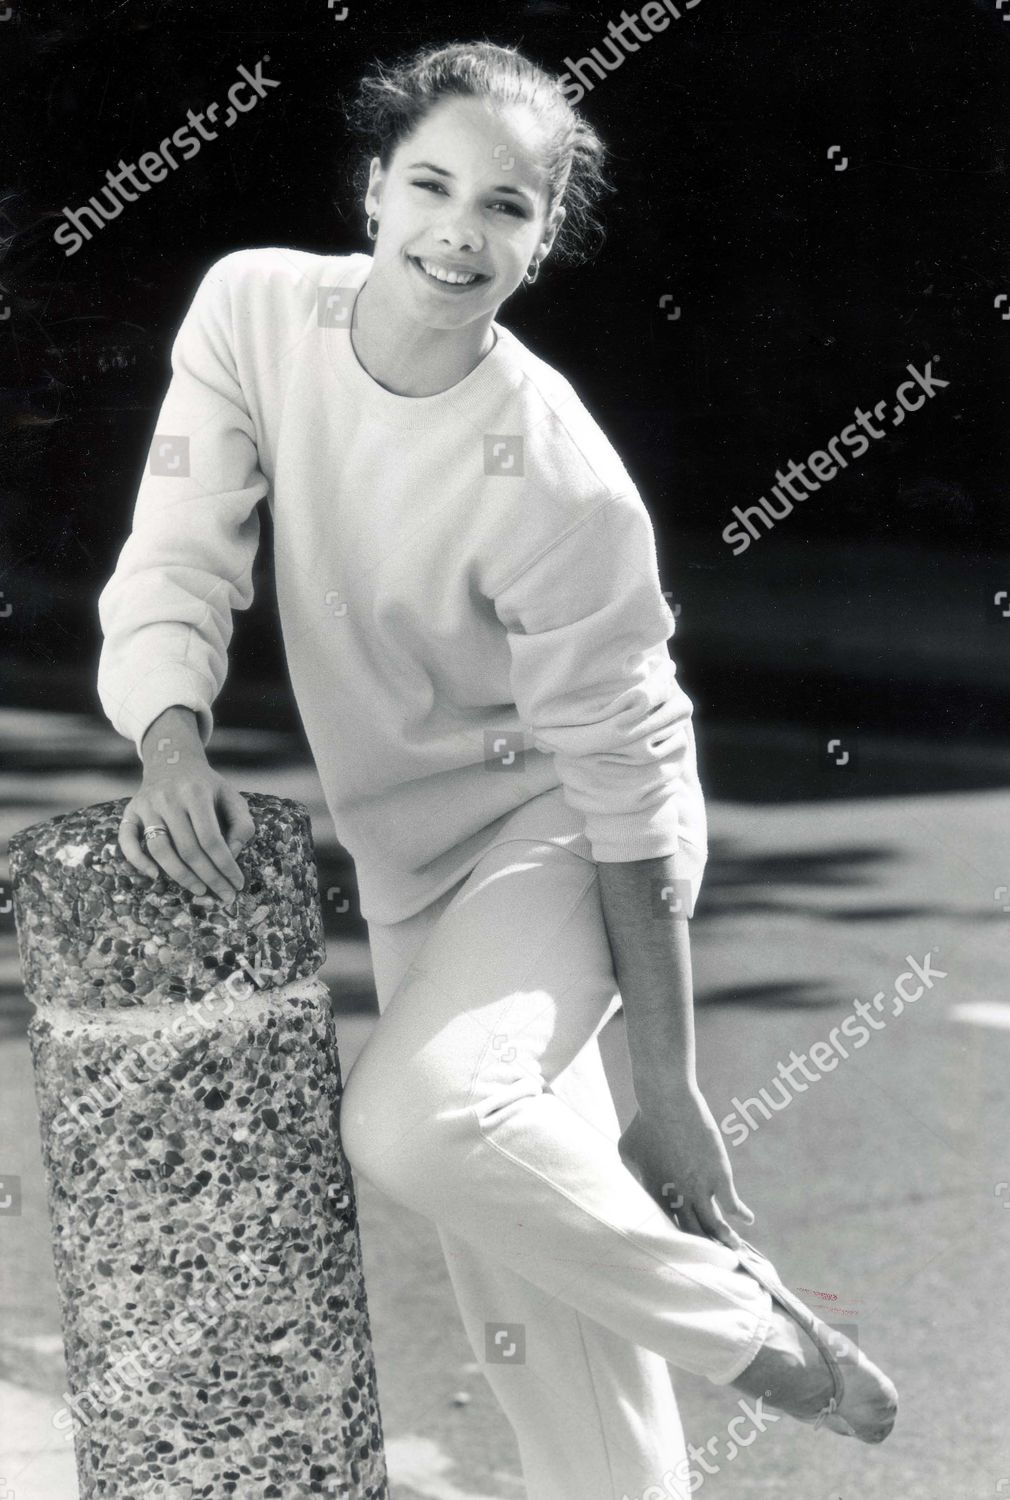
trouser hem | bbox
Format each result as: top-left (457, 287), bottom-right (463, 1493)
top-left (704, 1275), bottom-right (776, 1386)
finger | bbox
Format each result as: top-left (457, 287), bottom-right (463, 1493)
top-left (218, 794), bottom-right (254, 890)
top-left (658, 1183), bottom-right (684, 1220)
top-left (712, 1161), bottom-right (756, 1225)
top-left (119, 814), bottom-right (164, 881)
top-left (141, 815), bottom-right (210, 899)
top-left (219, 787), bottom-right (255, 855)
top-left (701, 1194), bottom-right (742, 1249)
top-left (729, 1189), bottom-right (756, 1224)
top-left (186, 787), bottom-right (244, 892)
top-left (676, 1203), bottom-right (708, 1238)
top-left (172, 808), bottom-right (241, 903)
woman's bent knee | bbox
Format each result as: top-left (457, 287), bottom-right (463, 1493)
top-left (338, 1048), bottom-right (474, 1211)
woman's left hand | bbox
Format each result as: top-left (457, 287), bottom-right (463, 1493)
top-left (617, 1086), bottom-right (756, 1248)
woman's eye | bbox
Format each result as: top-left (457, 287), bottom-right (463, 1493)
top-left (411, 181), bottom-right (525, 217)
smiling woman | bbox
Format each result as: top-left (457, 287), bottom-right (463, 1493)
top-left (338, 43), bottom-right (614, 396)
top-left (96, 37), bottom-right (896, 1500)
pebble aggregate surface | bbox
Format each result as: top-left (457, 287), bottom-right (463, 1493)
top-left (9, 793), bottom-right (389, 1498)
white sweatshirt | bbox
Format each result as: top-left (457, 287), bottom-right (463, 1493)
top-left (96, 248), bottom-right (708, 924)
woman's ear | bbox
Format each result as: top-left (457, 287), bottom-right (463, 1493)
top-left (539, 202), bottom-right (567, 261)
top-left (365, 155), bottom-right (385, 216)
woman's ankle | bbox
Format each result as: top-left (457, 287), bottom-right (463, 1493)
top-left (729, 1300), bottom-right (836, 1419)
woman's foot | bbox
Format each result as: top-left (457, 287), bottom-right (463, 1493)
top-left (730, 1293), bottom-right (898, 1443)
top-left (719, 1234), bottom-right (900, 1444)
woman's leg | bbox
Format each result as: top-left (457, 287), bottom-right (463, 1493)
top-left (366, 892), bottom-right (692, 1499)
top-left (343, 840), bottom-right (775, 1495)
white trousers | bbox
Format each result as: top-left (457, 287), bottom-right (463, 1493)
top-left (340, 837), bottom-right (774, 1500)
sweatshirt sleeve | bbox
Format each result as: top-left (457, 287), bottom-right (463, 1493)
top-left (492, 490), bottom-right (708, 871)
top-left (95, 253), bottom-right (267, 761)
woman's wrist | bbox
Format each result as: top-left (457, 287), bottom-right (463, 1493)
top-left (626, 1012), bottom-right (699, 1109)
top-left (141, 705), bottom-right (204, 766)
top-left (631, 1066), bottom-right (701, 1116)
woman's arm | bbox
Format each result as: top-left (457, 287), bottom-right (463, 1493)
top-left (596, 851), bottom-right (698, 1107)
top-left (598, 851), bottom-right (756, 1245)
top-left (96, 253), bottom-right (267, 762)
top-left (493, 488), bottom-right (750, 1237)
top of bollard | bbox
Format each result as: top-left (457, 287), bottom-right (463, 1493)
top-left (8, 792), bottom-right (327, 1011)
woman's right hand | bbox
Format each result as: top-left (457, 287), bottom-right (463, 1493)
top-left (119, 746), bottom-right (255, 904)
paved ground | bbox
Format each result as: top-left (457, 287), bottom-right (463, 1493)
top-left (1, 707), bottom-right (1008, 1498)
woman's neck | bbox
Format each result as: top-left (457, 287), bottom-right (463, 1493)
top-left (351, 272), bottom-right (496, 397)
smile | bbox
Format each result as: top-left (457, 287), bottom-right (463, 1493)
top-left (409, 255), bottom-right (490, 291)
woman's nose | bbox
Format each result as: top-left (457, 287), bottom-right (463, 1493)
top-left (436, 214), bottom-right (484, 252)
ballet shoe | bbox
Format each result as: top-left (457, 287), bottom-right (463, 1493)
top-left (728, 1234), bottom-right (898, 1443)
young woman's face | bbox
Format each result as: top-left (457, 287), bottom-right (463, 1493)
top-left (364, 94), bottom-right (565, 328)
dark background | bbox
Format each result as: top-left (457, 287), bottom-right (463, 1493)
top-left (1, 0), bottom-right (1008, 785)
top-left (1, 11), bottom-right (1006, 1491)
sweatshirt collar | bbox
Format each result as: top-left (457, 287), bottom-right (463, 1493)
top-left (323, 253), bottom-right (520, 429)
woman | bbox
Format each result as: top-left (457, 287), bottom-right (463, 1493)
top-left (98, 39), bottom-right (897, 1499)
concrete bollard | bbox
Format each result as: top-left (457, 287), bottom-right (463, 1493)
top-left (8, 792), bottom-right (389, 1500)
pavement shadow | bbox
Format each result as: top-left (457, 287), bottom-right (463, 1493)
top-left (2, 705), bottom-right (1007, 1030)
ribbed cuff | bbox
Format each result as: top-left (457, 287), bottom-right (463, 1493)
top-left (107, 662), bottom-right (214, 761)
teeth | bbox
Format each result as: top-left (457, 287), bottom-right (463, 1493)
top-left (418, 258), bottom-right (480, 285)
